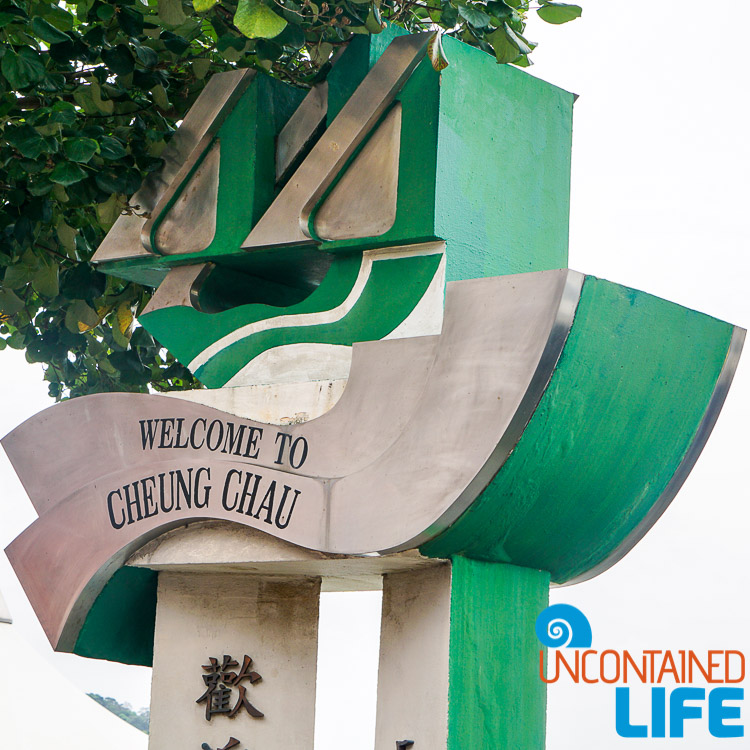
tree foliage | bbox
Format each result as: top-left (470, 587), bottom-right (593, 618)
top-left (88, 692), bottom-right (150, 733)
top-left (0, 0), bottom-right (581, 399)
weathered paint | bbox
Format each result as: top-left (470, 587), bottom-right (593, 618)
top-left (448, 558), bottom-right (549, 750)
top-left (422, 277), bottom-right (734, 581)
top-left (74, 566), bottom-right (157, 666)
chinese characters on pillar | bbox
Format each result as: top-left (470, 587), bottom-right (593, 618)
top-left (201, 739), bottom-right (240, 750)
top-left (197, 654), bottom-right (263, 750)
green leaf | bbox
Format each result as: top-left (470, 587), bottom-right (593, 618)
top-left (487, 1), bottom-right (514, 22)
top-left (89, 81), bottom-right (115, 116)
top-left (64, 137), bottom-right (99, 163)
top-left (275, 22), bottom-right (306, 50)
top-left (487, 25), bottom-right (521, 63)
top-left (191, 58), bottom-right (211, 79)
top-left (49, 162), bottom-right (88, 186)
top-left (32, 264), bottom-right (59, 298)
top-left (56, 221), bottom-right (78, 256)
top-left (40, 5), bottom-right (75, 31)
top-left (365, 5), bottom-right (386, 33)
top-left (6, 331), bottom-right (26, 350)
top-left (1, 47), bottom-right (46, 89)
top-left (31, 17), bottom-right (70, 44)
top-left (161, 31), bottom-right (191, 54)
top-left (61, 263), bottom-right (107, 300)
top-left (134, 43), bottom-right (159, 68)
top-left (0, 288), bottom-right (25, 316)
top-left (504, 24), bottom-right (532, 55)
top-left (152, 84), bottom-right (170, 110)
top-left (96, 194), bottom-right (125, 231)
top-left (427, 32), bottom-right (450, 72)
top-left (457, 4), bottom-right (492, 28)
top-left (234, 0), bottom-right (287, 39)
top-left (99, 137), bottom-right (127, 160)
top-left (537, 2), bottom-right (582, 24)
top-left (65, 299), bottom-right (100, 334)
top-left (193, 0), bottom-right (218, 11)
top-left (49, 101), bottom-right (77, 126)
top-left (159, 0), bottom-right (188, 26)
top-left (118, 7), bottom-right (144, 36)
top-left (28, 178), bottom-right (54, 196)
top-left (3, 261), bottom-right (35, 289)
top-left (102, 45), bottom-right (135, 76)
top-left (7, 125), bottom-right (47, 159)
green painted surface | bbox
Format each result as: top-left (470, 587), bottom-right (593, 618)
top-left (195, 252), bottom-right (441, 386)
top-left (423, 278), bottom-right (733, 582)
top-left (102, 34), bottom-right (578, 381)
top-left (448, 558), bottom-right (549, 750)
top-left (437, 37), bottom-right (573, 281)
top-left (74, 567), bottom-right (157, 667)
top-left (141, 253), bottom-right (363, 365)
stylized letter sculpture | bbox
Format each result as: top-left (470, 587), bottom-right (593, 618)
top-left (4, 28), bottom-right (743, 750)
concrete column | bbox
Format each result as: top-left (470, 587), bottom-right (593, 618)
top-left (149, 571), bottom-right (320, 750)
top-left (374, 564), bottom-right (452, 750)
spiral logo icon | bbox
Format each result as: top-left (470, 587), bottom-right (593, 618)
top-left (535, 603), bottom-right (592, 648)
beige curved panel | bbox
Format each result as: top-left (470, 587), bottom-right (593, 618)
top-left (4, 270), bottom-right (581, 651)
top-left (151, 140), bottom-right (220, 255)
top-left (92, 69), bottom-right (255, 263)
top-left (314, 104), bottom-right (401, 241)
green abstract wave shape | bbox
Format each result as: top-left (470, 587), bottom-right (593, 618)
top-left (195, 253), bottom-right (442, 387)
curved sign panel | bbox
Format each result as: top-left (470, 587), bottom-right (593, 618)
top-left (4, 271), bottom-right (742, 659)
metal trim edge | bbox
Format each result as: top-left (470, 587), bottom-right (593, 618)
top-left (378, 269), bottom-right (586, 555)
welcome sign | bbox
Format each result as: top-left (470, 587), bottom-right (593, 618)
top-left (4, 28), bottom-right (744, 750)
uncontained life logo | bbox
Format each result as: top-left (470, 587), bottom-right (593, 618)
top-left (535, 604), bottom-right (746, 739)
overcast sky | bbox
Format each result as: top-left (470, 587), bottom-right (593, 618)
top-left (1, 2), bottom-right (748, 748)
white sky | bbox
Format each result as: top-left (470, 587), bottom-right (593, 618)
top-left (1, 2), bottom-right (749, 747)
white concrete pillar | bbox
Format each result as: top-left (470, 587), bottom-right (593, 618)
top-left (374, 564), bottom-right (451, 750)
top-left (149, 571), bottom-right (321, 750)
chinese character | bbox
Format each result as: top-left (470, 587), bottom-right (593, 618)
top-left (201, 738), bottom-right (241, 750)
top-left (196, 655), bottom-right (263, 721)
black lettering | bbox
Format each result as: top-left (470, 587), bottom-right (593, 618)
top-left (123, 482), bottom-right (143, 525)
top-left (194, 467), bottom-right (211, 508)
top-left (174, 418), bottom-right (189, 449)
top-left (222, 469), bottom-right (242, 511)
top-left (222, 423), bottom-right (246, 456)
top-left (107, 489), bottom-right (126, 529)
top-left (141, 476), bottom-right (158, 518)
top-left (158, 418), bottom-right (175, 448)
top-left (240, 473), bottom-right (262, 515)
top-left (275, 486), bottom-right (300, 529)
top-left (190, 419), bottom-right (206, 449)
top-left (253, 481), bottom-right (276, 524)
top-left (274, 432), bottom-right (292, 465)
top-left (174, 469), bottom-right (193, 510)
top-left (158, 472), bottom-right (173, 513)
top-left (206, 420), bottom-right (224, 451)
top-left (243, 426), bottom-right (264, 459)
top-left (139, 419), bottom-right (159, 450)
top-left (289, 437), bottom-right (308, 469)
